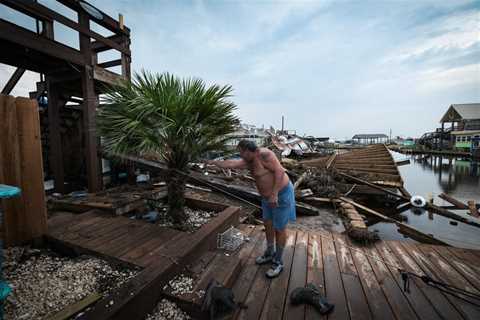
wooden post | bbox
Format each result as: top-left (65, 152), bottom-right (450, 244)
top-left (79, 12), bottom-right (102, 192)
top-left (46, 80), bottom-right (66, 193)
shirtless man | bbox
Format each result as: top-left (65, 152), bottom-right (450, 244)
top-left (207, 140), bottom-right (296, 278)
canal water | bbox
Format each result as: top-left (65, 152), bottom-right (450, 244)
top-left (372, 151), bottom-right (480, 249)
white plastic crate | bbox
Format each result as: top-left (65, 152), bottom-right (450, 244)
top-left (217, 226), bottom-right (244, 251)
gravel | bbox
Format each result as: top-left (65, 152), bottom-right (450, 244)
top-left (145, 299), bottom-right (191, 320)
top-left (3, 246), bottom-right (138, 320)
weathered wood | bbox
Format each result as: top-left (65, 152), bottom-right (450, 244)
top-left (361, 243), bottom-right (419, 320)
top-left (46, 292), bottom-right (102, 320)
top-left (332, 233), bottom-right (371, 320)
top-left (93, 65), bottom-right (126, 85)
top-left (0, 95), bottom-right (25, 245)
top-left (283, 231), bottom-right (308, 320)
top-left (385, 241), bottom-right (464, 320)
top-left (321, 232), bottom-right (349, 320)
top-left (375, 241), bottom-right (442, 320)
top-left (395, 159), bottom-right (410, 166)
top-left (402, 242), bottom-right (480, 319)
top-left (15, 97), bottom-right (48, 240)
top-left (344, 236), bottom-right (395, 320)
top-left (325, 153), bottom-right (337, 169)
top-left (0, 18), bottom-right (86, 66)
top-left (305, 233), bottom-right (326, 320)
top-left (438, 193), bottom-right (469, 210)
top-left (293, 171), bottom-right (308, 190)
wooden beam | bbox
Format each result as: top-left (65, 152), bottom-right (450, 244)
top-left (46, 80), bottom-right (66, 193)
top-left (80, 11), bottom-right (102, 192)
top-left (438, 193), bottom-right (469, 210)
top-left (1, 67), bottom-right (26, 95)
top-left (91, 34), bottom-right (124, 52)
top-left (0, 0), bottom-right (130, 55)
top-left (57, 0), bottom-right (130, 35)
top-left (339, 197), bottom-right (449, 246)
top-left (97, 59), bottom-right (122, 69)
top-left (47, 292), bottom-right (102, 320)
top-left (0, 19), bottom-right (86, 66)
top-left (93, 65), bottom-right (126, 85)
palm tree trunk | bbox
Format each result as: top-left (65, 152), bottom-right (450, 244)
top-left (167, 169), bottom-right (188, 224)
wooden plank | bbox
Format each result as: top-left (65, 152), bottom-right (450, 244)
top-left (430, 245), bottom-right (480, 292)
top-left (46, 292), bottom-right (102, 320)
top-left (93, 66), bottom-right (126, 86)
top-left (119, 228), bottom-right (181, 262)
top-left (235, 236), bottom-right (272, 320)
top-left (283, 231), bottom-right (308, 320)
top-left (321, 232), bottom-right (349, 320)
top-left (343, 236), bottom-right (395, 320)
top-left (438, 193), bottom-right (469, 210)
top-left (385, 241), bottom-right (464, 320)
top-left (0, 94), bottom-right (25, 245)
top-left (232, 230), bottom-right (268, 319)
top-left (361, 242), bottom-right (419, 320)
top-left (47, 211), bottom-right (102, 235)
top-left (305, 232), bottom-right (327, 320)
top-left (399, 242), bottom-right (479, 319)
top-left (14, 104), bottom-right (47, 241)
top-left (333, 233), bottom-right (372, 320)
top-left (107, 224), bottom-right (168, 258)
top-left (375, 241), bottom-right (443, 320)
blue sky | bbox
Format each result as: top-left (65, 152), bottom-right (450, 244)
top-left (1, 0), bottom-right (479, 139)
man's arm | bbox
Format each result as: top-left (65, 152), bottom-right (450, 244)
top-left (260, 149), bottom-right (286, 205)
top-left (207, 159), bottom-right (247, 170)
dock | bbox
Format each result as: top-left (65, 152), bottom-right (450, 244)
top-left (45, 211), bottom-right (480, 319)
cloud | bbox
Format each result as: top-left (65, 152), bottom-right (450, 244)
top-left (0, 0), bottom-right (478, 140)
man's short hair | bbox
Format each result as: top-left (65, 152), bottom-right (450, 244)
top-left (237, 140), bottom-right (257, 152)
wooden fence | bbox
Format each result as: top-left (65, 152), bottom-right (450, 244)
top-left (0, 94), bottom-right (47, 246)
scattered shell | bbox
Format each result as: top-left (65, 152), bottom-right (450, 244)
top-left (145, 298), bottom-right (190, 320)
top-left (166, 274), bottom-right (194, 296)
top-left (156, 207), bottom-right (217, 231)
top-left (3, 246), bottom-right (138, 320)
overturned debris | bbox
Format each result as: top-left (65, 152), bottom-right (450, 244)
top-left (337, 201), bottom-right (378, 242)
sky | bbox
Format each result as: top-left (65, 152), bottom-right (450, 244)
top-left (1, 0), bottom-right (479, 140)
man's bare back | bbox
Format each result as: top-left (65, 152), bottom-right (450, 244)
top-left (207, 147), bottom-right (289, 206)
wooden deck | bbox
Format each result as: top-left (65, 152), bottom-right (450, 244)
top-left (232, 227), bottom-right (480, 320)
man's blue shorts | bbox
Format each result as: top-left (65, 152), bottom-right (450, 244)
top-left (261, 181), bottom-right (296, 230)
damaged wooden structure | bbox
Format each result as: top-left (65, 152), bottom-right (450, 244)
top-left (0, 0), bottom-right (131, 193)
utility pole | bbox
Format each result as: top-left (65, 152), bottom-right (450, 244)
top-left (281, 115), bottom-right (284, 133)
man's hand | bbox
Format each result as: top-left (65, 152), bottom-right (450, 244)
top-left (268, 193), bottom-right (278, 208)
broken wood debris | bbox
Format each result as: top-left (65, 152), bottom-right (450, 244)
top-left (438, 193), bottom-right (469, 210)
top-left (337, 201), bottom-right (378, 242)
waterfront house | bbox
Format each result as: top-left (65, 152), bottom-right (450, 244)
top-left (440, 103), bottom-right (480, 151)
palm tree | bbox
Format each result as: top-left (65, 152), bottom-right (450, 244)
top-left (98, 71), bottom-right (239, 226)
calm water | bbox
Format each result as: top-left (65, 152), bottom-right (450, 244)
top-left (371, 151), bottom-right (480, 249)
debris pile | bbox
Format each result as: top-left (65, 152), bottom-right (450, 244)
top-left (145, 299), bottom-right (191, 320)
top-left (337, 201), bottom-right (379, 242)
top-left (3, 246), bottom-right (138, 320)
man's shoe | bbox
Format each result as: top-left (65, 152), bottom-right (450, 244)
top-left (266, 262), bottom-right (284, 278)
top-left (255, 253), bottom-right (274, 265)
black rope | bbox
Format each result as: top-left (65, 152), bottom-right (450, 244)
top-left (399, 269), bottom-right (480, 308)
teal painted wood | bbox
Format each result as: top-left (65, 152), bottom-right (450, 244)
top-left (0, 184), bottom-right (21, 199)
